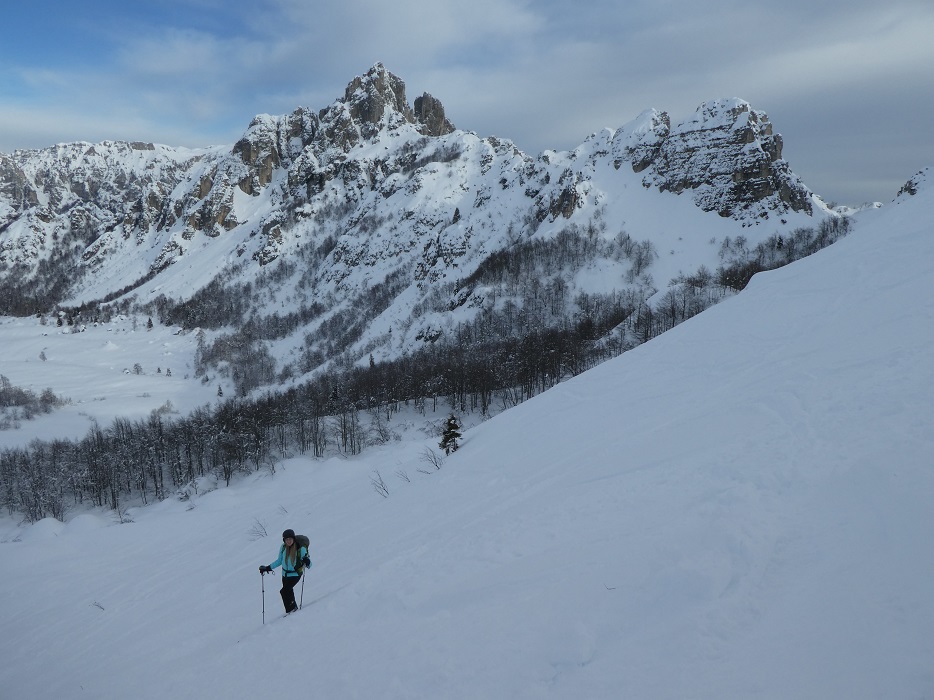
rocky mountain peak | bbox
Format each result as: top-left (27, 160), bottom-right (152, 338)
top-left (321, 63), bottom-right (455, 145)
top-left (617, 98), bottom-right (811, 220)
top-left (343, 62), bottom-right (411, 126)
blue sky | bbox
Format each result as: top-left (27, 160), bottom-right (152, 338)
top-left (3, 0), bottom-right (932, 205)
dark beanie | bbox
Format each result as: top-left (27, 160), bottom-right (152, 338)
top-left (282, 529), bottom-right (295, 540)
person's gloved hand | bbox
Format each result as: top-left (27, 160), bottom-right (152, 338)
top-left (259, 565), bottom-right (272, 573)
top-left (302, 556), bottom-right (311, 568)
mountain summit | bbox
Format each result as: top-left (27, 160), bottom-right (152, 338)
top-left (622, 98), bottom-right (812, 218)
top-left (339, 62), bottom-right (456, 138)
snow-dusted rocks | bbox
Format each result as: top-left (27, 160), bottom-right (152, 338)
top-left (610, 108), bottom-right (671, 173)
top-left (895, 166), bottom-right (930, 199)
top-left (620, 98), bottom-right (813, 220)
top-left (0, 67), bottom-right (824, 286)
top-left (0, 140), bottom-right (215, 269)
top-left (341, 62), bottom-right (455, 140)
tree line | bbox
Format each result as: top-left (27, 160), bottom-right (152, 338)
top-left (0, 216), bottom-right (852, 522)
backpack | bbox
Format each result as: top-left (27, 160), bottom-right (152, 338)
top-left (294, 534), bottom-right (310, 573)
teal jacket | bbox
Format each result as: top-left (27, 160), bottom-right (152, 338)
top-left (269, 544), bottom-right (309, 577)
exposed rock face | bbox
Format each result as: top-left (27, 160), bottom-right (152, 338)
top-left (232, 116), bottom-right (283, 194)
top-left (316, 63), bottom-right (457, 148)
top-left (611, 109), bottom-right (671, 173)
top-left (414, 93), bottom-right (456, 137)
top-left (617, 99), bottom-right (812, 219)
top-left (230, 107), bottom-right (321, 193)
top-left (0, 155), bottom-right (39, 213)
top-left (344, 63), bottom-right (412, 128)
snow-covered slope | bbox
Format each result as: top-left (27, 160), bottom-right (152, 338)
top-left (0, 164), bottom-right (930, 698)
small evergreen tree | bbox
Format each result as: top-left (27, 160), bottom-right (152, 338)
top-left (439, 413), bottom-right (462, 455)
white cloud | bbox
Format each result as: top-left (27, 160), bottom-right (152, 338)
top-left (1, 0), bottom-right (931, 202)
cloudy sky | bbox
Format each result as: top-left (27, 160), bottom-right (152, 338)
top-left (3, 0), bottom-right (932, 205)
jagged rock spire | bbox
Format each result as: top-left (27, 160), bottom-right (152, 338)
top-left (343, 63), bottom-right (412, 126)
top-left (414, 92), bottom-right (455, 137)
top-left (340, 63), bottom-right (455, 137)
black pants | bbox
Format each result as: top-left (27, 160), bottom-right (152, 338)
top-left (280, 574), bottom-right (301, 612)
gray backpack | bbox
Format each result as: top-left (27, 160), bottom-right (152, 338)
top-left (294, 534), bottom-right (310, 573)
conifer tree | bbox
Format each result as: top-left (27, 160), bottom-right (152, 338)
top-left (439, 413), bottom-right (462, 455)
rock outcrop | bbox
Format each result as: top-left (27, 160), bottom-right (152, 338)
top-left (895, 167), bottom-right (930, 199)
top-left (414, 93), bottom-right (456, 137)
top-left (615, 99), bottom-right (812, 219)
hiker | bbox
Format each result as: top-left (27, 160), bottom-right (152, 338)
top-left (259, 529), bottom-right (311, 614)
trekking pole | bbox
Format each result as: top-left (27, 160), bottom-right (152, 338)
top-left (261, 571), bottom-right (266, 624)
top-left (299, 571), bottom-right (305, 610)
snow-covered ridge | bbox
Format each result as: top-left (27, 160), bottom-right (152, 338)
top-left (1, 63), bottom-right (842, 382)
top-left (1, 65), bottom-right (822, 274)
top-left (895, 166), bottom-right (931, 200)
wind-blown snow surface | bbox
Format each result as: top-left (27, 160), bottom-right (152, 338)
top-left (1, 185), bottom-right (933, 698)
